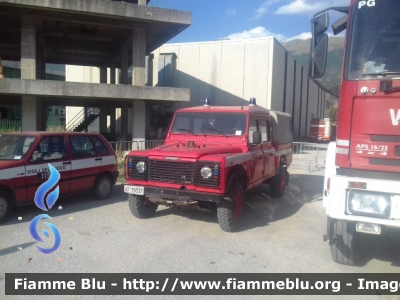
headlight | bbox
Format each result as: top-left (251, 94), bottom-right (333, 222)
top-left (136, 161), bottom-right (146, 173)
top-left (200, 166), bottom-right (212, 178)
top-left (348, 190), bottom-right (390, 218)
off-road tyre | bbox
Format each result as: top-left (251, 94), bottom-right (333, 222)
top-left (217, 180), bottom-right (244, 232)
top-left (93, 174), bottom-right (113, 200)
top-left (331, 220), bottom-right (359, 265)
top-left (270, 164), bottom-right (286, 198)
top-left (0, 191), bottom-right (13, 225)
top-left (129, 194), bottom-right (158, 218)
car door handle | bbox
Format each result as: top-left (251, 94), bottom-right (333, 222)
top-left (269, 153), bottom-right (274, 156)
top-left (95, 158), bottom-right (102, 161)
top-left (62, 161), bottom-right (71, 165)
top-left (258, 156), bottom-right (263, 160)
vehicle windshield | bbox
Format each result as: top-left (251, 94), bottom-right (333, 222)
top-left (170, 112), bottom-right (247, 136)
top-left (0, 135), bottom-right (37, 160)
top-left (345, 0), bottom-right (400, 80)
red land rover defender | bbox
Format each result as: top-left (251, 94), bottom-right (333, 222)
top-left (124, 99), bottom-right (293, 232)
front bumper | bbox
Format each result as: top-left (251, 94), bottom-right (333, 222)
top-left (326, 174), bottom-right (400, 228)
top-left (126, 185), bottom-right (228, 204)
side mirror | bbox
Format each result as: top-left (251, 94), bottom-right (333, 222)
top-left (314, 13), bottom-right (329, 35)
top-left (252, 131), bottom-right (261, 144)
top-left (332, 14), bottom-right (347, 35)
top-left (309, 12), bottom-right (329, 78)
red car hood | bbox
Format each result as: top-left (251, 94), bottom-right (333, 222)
top-left (148, 142), bottom-right (243, 159)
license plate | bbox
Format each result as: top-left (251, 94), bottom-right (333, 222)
top-left (124, 185), bottom-right (144, 195)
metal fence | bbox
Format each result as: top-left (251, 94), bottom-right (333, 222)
top-left (291, 142), bottom-right (322, 173)
top-left (0, 120), bottom-right (21, 132)
top-left (108, 140), bottom-right (165, 153)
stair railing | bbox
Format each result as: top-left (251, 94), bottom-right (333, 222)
top-left (65, 107), bottom-right (100, 131)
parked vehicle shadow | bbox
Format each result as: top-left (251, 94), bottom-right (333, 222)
top-left (151, 174), bottom-right (324, 232)
top-left (357, 229), bottom-right (400, 267)
top-left (3, 183), bottom-right (128, 227)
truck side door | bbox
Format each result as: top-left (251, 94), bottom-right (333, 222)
top-left (248, 117), bottom-right (264, 186)
top-left (260, 118), bottom-right (274, 179)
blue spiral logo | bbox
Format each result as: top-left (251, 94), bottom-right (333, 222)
top-left (29, 164), bottom-right (62, 254)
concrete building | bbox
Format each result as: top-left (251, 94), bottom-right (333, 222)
top-left (152, 37), bottom-right (336, 137)
top-left (0, 0), bottom-right (191, 141)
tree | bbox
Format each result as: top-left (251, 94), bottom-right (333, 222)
top-left (146, 104), bottom-right (174, 138)
top-left (329, 106), bottom-right (338, 124)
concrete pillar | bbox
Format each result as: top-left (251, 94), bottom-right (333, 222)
top-left (21, 16), bottom-right (43, 131)
top-left (138, 0), bottom-right (147, 5)
top-left (145, 54), bottom-right (153, 86)
top-left (21, 96), bottom-right (41, 131)
top-left (132, 26), bottom-right (146, 86)
top-left (121, 102), bottom-right (128, 140)
top-left (21, 16), bottom-right (36, 79)
top-left (121, 46), bottom-right (128, 84)
top-left (100, 66), bottom-right (107, 84)
top-left (99, 108), bottom-right (108, 133)
top-left (110, 62), bottom-right (116, 84)
top-left (132, 100), bottom-right (145, 150)
top-left (110, 107), bottom-right (116, 135)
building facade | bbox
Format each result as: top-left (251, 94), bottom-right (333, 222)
top-left (152, 37), bottom-right (336, 137)
top-left (0, 0), bottom-right (191, 141)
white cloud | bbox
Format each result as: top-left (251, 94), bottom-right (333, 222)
top-left (225, 26), bottom-right (287, 41)
top-left (252, 0), bottom-right (281, 20)
top-left (275, 0), bottom-right (349, 15)
top-left (225, 6), bottom-right (237, 16)
top-left (282, 32), bottom-right (312, 41)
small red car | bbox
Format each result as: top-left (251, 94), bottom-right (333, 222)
top-left (0, 131), bottom-right (119, 224)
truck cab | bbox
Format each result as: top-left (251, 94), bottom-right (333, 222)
top-left (124, 99), bottom-right (293, 232)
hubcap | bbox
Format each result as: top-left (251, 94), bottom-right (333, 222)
top-left (0, 197), bottom-right (8, 219)
top-left (98, 179), bottom-right (111, 197)
top-left (233, 191), bottom-right (243, 221)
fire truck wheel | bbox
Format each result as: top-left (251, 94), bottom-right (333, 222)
top-left (270, 164), bottom-right (286, 198)
top-left (330, 220), bottom-right (359, 266)
top-left (0, 191), bottom-right (12, 225)
top-left (217, 180), bottom-right (244, 232)
top-left (93, 174), bottom-right (112, 200)
top-left (129, 195), bottom-right (158, 218)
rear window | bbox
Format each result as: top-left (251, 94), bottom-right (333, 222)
top-left (69, 136), bottom-right (97, 158)
top-left (92, 136), bottom-right (109, 155)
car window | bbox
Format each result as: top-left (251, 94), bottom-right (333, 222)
top-left (248, 118), bottom-right (259, 144)
top-left (260, 119), bottom-right (270, 142)
top-left (30, 136), bottom-right (66, 163)
top-left (92, 136), bottom-right (108, 155)
top-left (0, 135), bottom-right (37, 160)
top-left (69, 136), bottom-right (97, 158)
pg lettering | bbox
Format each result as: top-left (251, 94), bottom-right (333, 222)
top-left (358, 0), bottom-right (375, 9)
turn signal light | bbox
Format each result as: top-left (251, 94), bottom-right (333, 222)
top-left (348, 181), bottom-right (367, 189)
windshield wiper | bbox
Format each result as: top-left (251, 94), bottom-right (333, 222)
top-left (362, 71), bottom-right (400, 77)
top-left (205, 128), bottom-right (227, 137)
top-left (175, 128), bottom-right (197, 136)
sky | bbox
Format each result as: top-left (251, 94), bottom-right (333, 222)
top-left (149, 0), bottom-right (349, 43)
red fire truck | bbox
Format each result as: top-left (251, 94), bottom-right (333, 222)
top-left (124, 99), bottom-right (293, 232)
top-left (310, 0), bottom-right (400, 265)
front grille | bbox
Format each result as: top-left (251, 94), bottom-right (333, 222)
top-left (127, 156), bottom-right (148, 180)
top-left (370, 158), bottom-right (400, 167)
top-left (196, 162), bottom-right (221, 188)
top-left (149, 160), bottom-right (195, 184)
top-left (395, 146), bottom-right (400, 157)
